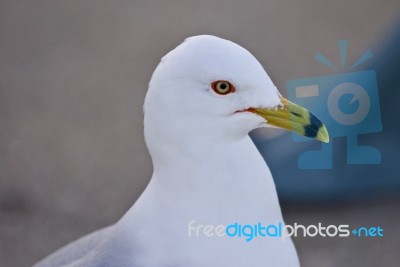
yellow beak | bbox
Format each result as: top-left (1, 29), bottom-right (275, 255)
top-left (247, 97), bottom-right (329, 143)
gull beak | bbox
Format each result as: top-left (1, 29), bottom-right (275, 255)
top-left (247, 97), bottom-right (329, 143)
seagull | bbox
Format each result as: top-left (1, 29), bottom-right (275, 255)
top-left (33, 35), bottom-right (328, 267)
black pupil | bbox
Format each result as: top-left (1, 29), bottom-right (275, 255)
top-left (220, 83), bottom-right (227, 90)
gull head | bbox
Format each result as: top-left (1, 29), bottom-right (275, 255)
top-left (144, 35), bottom-right (328, 153)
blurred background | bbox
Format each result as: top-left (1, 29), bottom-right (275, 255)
top-left (1, 1), bottom-right (399, 266)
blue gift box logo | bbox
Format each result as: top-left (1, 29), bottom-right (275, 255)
top-left (286, 40), bottom-right (383, 169)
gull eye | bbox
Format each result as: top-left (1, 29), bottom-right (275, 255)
top-left (211, 80), bottom-right (235, 95)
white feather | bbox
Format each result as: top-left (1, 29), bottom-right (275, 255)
top-left (34, 35), bottom-right (299, 267)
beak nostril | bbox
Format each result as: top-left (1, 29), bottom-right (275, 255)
top-left (290, 111), bottom-right (302, 118)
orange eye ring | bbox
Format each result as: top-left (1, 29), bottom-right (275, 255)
top-left (211, 80), bottom-right (235, 95)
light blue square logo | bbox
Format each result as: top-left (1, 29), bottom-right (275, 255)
top-left (286, 40), bottom-right (383, 169)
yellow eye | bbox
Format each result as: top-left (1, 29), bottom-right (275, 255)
top-left (211, 80), bottom-right (235, 95)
